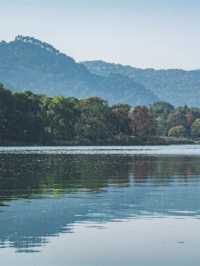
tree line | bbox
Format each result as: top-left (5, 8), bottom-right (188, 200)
top-left (0, 83), bottom-right (200, 145)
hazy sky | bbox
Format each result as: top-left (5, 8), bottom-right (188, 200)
top-left (1, 0), bottom-right (200, 69)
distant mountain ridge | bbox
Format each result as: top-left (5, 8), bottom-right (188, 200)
top-left (82, 60), bottom-right (200, 106)
top-left (0, 36), bottom-right (157, 105)
top-left (1, 36), bottom-right (200, 106)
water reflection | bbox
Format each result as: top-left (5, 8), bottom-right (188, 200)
top-left (0, 153), bottom-right (200, 253)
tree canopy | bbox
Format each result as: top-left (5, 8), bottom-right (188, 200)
top-left (0, 84), bottom-right (199, 145)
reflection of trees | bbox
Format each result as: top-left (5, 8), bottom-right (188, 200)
top-left (0, 153), bottom-right (131, 252)
top-left (0, 154), bottom-right (200, 252)
top-left (1, 155), bottom-right (200, 202)
top-left (0, 155), bottom-right (130, 202)
top-left (129, 156), bottom-right (200, 185)
top-left (129, 156), bottom-right (156, 183)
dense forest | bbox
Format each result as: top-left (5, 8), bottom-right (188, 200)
top-left (0, 83), bottom-right (200, 145)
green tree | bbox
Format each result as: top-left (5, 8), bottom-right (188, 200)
top-left (0, 84), bottom-right (15, 143)
top-left (191, 119), bottom-right (200, 139)
top-left (13, 91), bottom-right (44, 143)
top-left (150, 101), bottom-right (174, 116)
top-left (150, 102), bottom-right (174, 136)
top-left (167, 110), bottom-right (187, 130)
top-left (110, 104), bottom-right (131, 135)
top-left (168, 125), bottom-right (187, 138)
top-left (75, 97), bottom-right (113, 144)
top-left (43, 96), bottom-right (79, 142)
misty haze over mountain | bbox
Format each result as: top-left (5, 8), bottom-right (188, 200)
top-left (1, 36), bottom-right (200, 106)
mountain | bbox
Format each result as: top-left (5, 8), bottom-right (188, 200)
top-left (1, 36), bottom-right (200, 107)
top-left (82, 60), bottom-right (200, 106)
top-left (0, 36), bottom-right (157, 105)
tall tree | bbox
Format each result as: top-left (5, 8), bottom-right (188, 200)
top-left (128, 106), bottom-right (156, 138)
top-left (75, 97), bottom-right (113, 144)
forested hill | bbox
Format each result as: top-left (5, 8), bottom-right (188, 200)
top-left (83, 60), bottom-right (200, 107)
top-left (0, 36), bottom-right (157, 105)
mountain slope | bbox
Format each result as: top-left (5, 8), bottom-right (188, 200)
top-left (83, 60), bottom-right (200, 106)
top-left (0, 36), bottom-right (157, 105)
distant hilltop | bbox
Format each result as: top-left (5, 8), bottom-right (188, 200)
top-left (82, 60), bottom-right (200, 106)
top-left (0, 36), bottom-right (200, 106)
top-left (14, 35), bottom-right (60, 55)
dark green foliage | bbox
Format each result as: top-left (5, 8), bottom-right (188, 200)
top-left (75, 97), bottom-right (113, 144)
top-left (0, 84), bottom-right (15, 143)
top-left (13, 91), bottom-right (45, 143)
top-left (111, 104), bottom-right (131, 136)
top-left (0, 83), bottom-right (200, 145)
top-left (150, 102), bottom-right (174, 116)
top-left (42, 96), bottom-right (79, 141)
top-left (150, 102), bottom-right (175, 136)
top-left (191, 119), bottom-right (200, 139)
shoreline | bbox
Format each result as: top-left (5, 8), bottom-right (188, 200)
top-left (0, 137), bottom-right (196, 147)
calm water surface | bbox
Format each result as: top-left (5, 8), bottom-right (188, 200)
top-left (0, 145), bottom-right (200, 266)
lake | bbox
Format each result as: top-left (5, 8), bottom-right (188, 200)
top-left (0, 145), bottom-right (200, 266)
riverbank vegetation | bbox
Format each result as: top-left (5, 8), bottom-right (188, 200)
top-left (0, 83), bottom-right (200, 145)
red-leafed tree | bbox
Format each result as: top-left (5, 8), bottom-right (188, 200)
top-left (128, 106), bottom-right (156, 138)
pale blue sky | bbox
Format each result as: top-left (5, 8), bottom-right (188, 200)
top-left (1, 0), bottom-right (200, 69)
